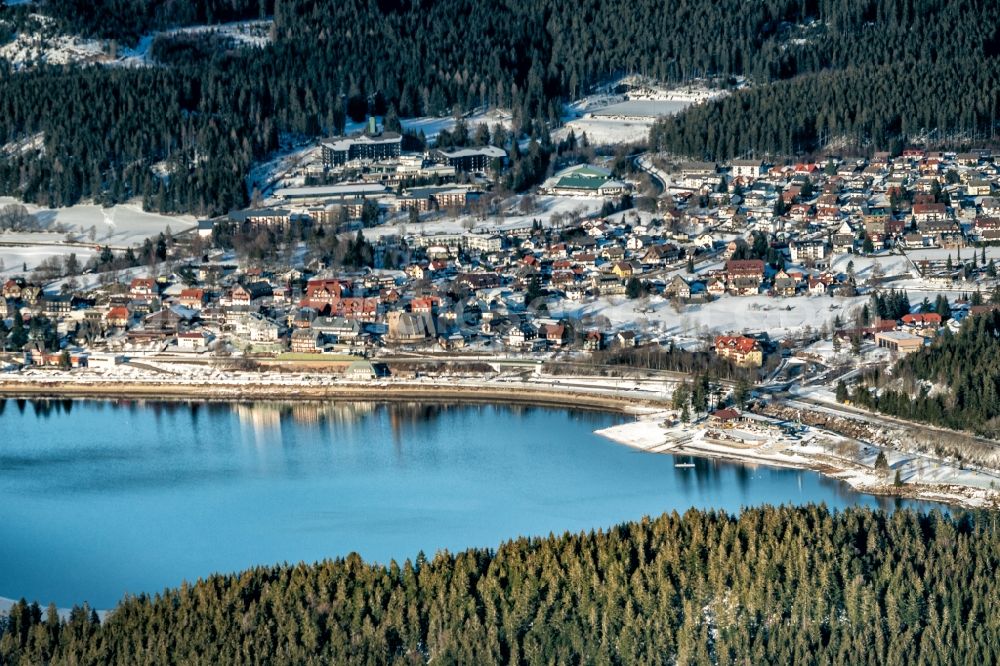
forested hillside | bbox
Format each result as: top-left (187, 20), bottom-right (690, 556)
top-left (0, 65), bottom-right (265, 214)
top-left (39, 0), bottom-right (273, 42)
top-left (0, 0), bottom-right (998, 214)
top-left (651, 0), bottom-right (1000, 158)
top-left (650, 57), bottom-right (1000, 159)
top-left (2, 506), bottom-right (998, 664)
top-left (846, 310), bottom-right (1000, 438)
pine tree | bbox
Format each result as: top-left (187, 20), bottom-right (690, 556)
top-left (835, 379), bottom-right (848, 402)
top-left (734, 378), bottom-right (751, 406)
top-left (10, 309), bottom-right (27, 349)
top-left (672, 383), bottom-right (690, 413)
top-left (625, 277), bottom-right (642, 299)
top-left (862, 234), bottom-right (874, 254)
top-left (934, 294), bottom-right (951, 321)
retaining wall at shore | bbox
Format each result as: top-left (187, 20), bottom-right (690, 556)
top-left (0, 380), bottom-right (665, 413)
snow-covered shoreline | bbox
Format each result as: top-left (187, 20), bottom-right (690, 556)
top-left (0, 373), bottom-right (667, 415)
top-left (596, 413), bottom-right (1000, 509)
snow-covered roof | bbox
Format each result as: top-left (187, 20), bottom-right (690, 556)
top-left (274, 184), bottom-right (387, 199)
top-left (437, 146), bottom-right (506, 159)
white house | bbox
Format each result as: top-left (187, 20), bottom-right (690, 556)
top-left (731, 159), bottom-right (765, 180)
top-left (236, 313), bottom-right (280, 342)
top-left (345, 360), bottom-right (377, 380)
top-left (177, 330), bottom-right (213, 351)
top-left (87, 353), bottom-right (125, 370)
top-left (789, 239), bottom-right (829, 265)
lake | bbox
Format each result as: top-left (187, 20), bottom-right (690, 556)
top-left (0, 399), bottom-right (944, 608)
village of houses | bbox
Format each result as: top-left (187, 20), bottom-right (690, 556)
top-left (4, 128), bottom-right (1000, 392)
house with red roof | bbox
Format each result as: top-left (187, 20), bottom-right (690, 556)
top-left (912, 203), bottom-right (948, 224)
top-left (714, 335), bottom-right (763, 367)
top-left (106, 306), bottom-right (130, 328)
top-left (709, 408), bottom-right (743, 426)
top-left (178, 288), bottom-right (206, 309)
top-left (129, 278), bottom-right (157, 300)
top-left (334, 297), bottom-right (380, 322)
top-left (301, 279), bottom-right (351, 309)
top-left (901, 312), bottom-right (942, 328)
top-left (541, 323), bottom-right (566, 347)
top-left (724, 259), bottom-right (765, 296)
top-left (410, 296), bottom-right (440, 314)
top-left (2, 279), bottom-right (23, 300)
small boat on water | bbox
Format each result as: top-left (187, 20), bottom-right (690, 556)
top-left (674, 462), bottom-right (696, 468)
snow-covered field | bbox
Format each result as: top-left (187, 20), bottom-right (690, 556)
top-left (556, 79), bottom-right (727, 146)
top-left (568, 79), bottom-right (727, 116)
top-left (0, 198), bottom-right (195, 245)
top-left (590, 100), bottom-right (693, 118)
top-left (829, 247), bottom-right (1000, 279)
top-left (0, 198), bottom-right (194, 277)
top-left (248, 141), bottom-right (322, 198)
top-left (0, 243), bottom-right (96, 277)
top-left (555, 117), bottom-right (662, 146)
top-left (117, 19), bottom-right (272, 66)
top-left (557, 293), bottom-right (866, 340)
top-left (0, 17), bottom-right (271, 69)
top-left (0, 29), bottom-right (106, 68)
top-left (824, 248), bottom-right (1000, 303)
top-left (366, 195), bottom-right (603, 240)
top-left (484, 196), bottom-right (603, 232)
top-left (400, 109), bottom-right (513, 143)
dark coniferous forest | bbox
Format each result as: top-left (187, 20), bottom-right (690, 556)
top-left (0, 0), bottom-right (998, 215)
top-left (848, 310), bottom-right (1000, 438)
top-left (2, 506), bottom-right (999, 664)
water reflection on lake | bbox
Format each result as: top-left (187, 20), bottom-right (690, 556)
top-left (0, 398), bottom-right (943, 608)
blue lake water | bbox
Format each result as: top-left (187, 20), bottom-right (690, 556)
top-left (0, 398), bottom-right (945, 608)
